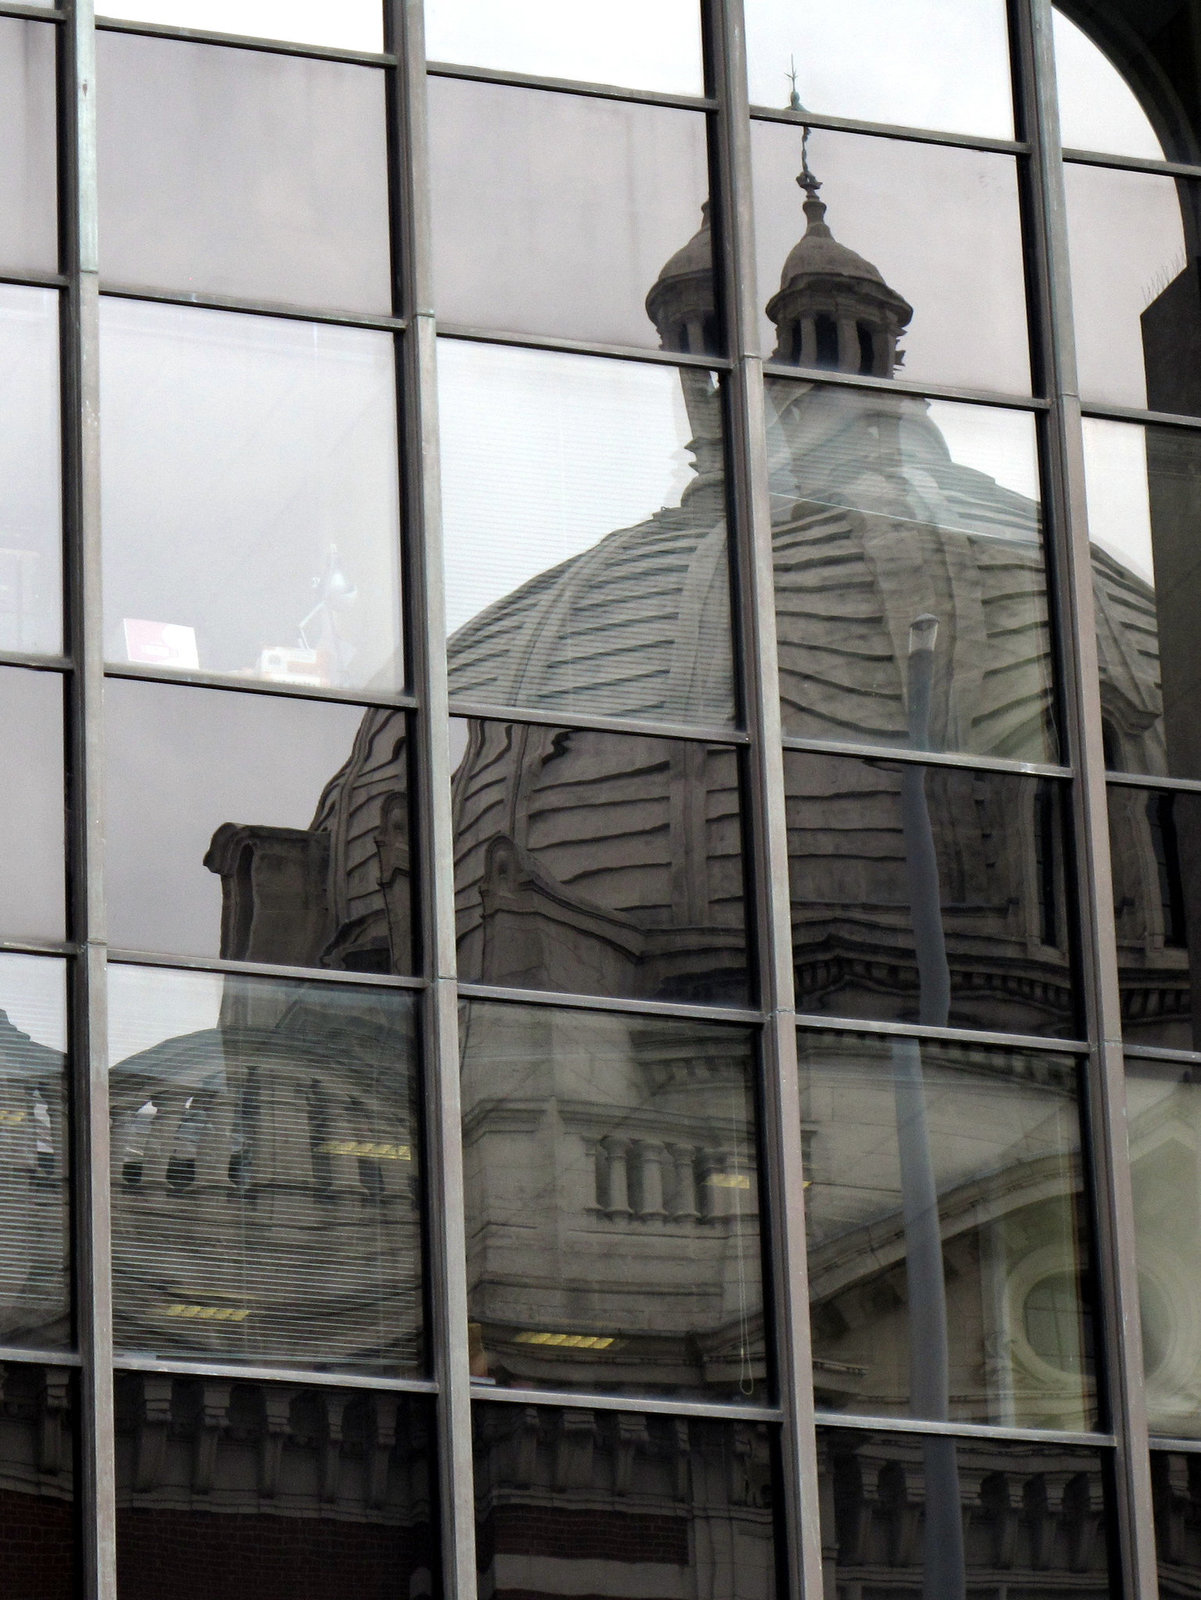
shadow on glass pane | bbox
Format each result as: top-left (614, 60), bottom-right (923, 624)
top-left (426, 0), bottom-right (703, 95)
top-left (0, 667), bottom-right (63, 943)
top-left (746, 0), bottom-right (1013, 137)
top-left (768, 381), bottom-right (1055, 760)
top-left (0, 955), bottom-right (67, 1349)
top-left (105, 681), bottom-right (414, 972)
top-left (752, 123), bottom-right (1031, 394)
top-left (109, 965), bottom-right (423, 1373)
top-left (0, 1364), bottom-right (75, 1600)
top-left (97, 1), bottom-right (384, 51)
top-left (101, 300), bottom-right (403, 693)
top-left (453, 720), bottom-right (749, 1005)
top-left (801, 1031), bottom-right (1094, 1428)
top-left (430, 77), bottom-right (713, 350)
top-left (441, 342), bottom-right (734, 727)
top-left (1153, 1451), bottom-right (1201, 1595)
top-left (475, 1403), bottom-right (781, 1598)
top-left (786, 751), bottom-right (1077, 1037)
top-left (0, 285), bottom-right (60, 657)
top-left (818, 1429), bottom-right (1112, 1594)
top-left (98, 33), bottom-right (392, 312)
top-left (117, 1377), bottom-right (434, 1598)
top-left (0, 20), bottom-right (55, 275)
top-left (461, 1002), bottom-right (765, 1398)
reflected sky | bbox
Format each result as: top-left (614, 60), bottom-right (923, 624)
top-left (1053, 7), bottom-right (1164, 159)
top-left (96, 0), bottom-right (382, 50)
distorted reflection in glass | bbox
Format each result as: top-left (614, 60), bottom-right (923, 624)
top-left (0, 21), bottom-right (56, 274)
top-left (96, 1), bottom-right (384, 51)
top-left (0, 957), bottom-right (68, 1348)
top-left (475, 1403), bottom-right (781, 1600)
top-left (745, 0), bottom-right (1013, 137)
top-left (751, 123), bottom-right (1031, 394)
top-left (430, 77), bottom-right (713, 350)
top-left (425, 0), bottom-right (704, 95)
top-left (440, 342), bottom-right (735, 727)
top-left (1109, 784), bottom-right (1201, 1052)
top-left (453, 721), bottom-right (749, 1005)
top-left (105, 681), bottom-right (414, 972)
top-left (768, 381), bottom-right (1055, 760)
top-left (0, 286), bottom-right (61, 657)
top-left (0, 668), bottom-right (64, 942)
top-left (1153, 1451), bottom-right (1201, 1596)
top-left (0, 1364), bottom-right (75, 1600)
top-left (1064, 163), bottom-right (1201, 414)
top-left (818, 1429), bottom-right (1112, 1596)
top-left (101, 301), bottom-right (403, 692)
top-left (786, 752), bottom-right (1077, 1037)
top-left (109, 965), bottom-right (423, 1372)
top-left (116, 1376), bottom-right (434, 1599)
top-left (801, 1031), bottom-right (1094, 1429)
top-left (98, 33), bottom-right (392, 312)
top-left (461, 1003), bottom-right (765, 1398)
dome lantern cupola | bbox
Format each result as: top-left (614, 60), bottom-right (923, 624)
top-left (645, 200), bottom-right (719, 356)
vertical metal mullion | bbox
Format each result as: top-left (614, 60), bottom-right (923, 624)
top-left (1014, 4), bottom-right (1156, 1597)
top-left (62, 0), bottom-right (115, 1596)
top-left (707, 5), bottom-right (823, 1599)
top-left (389, 0), bottom-right (477, 1593)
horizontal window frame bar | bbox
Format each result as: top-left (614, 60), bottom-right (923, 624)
top-left (108, 948), bottom-right (426, 992)
top-left (448, 698), bottom-right (748, 747)
top-left (794, 1010), bottom-right (1089, 1056)
top-left (470, 1381), bottom-right (781, 1423)
top-left (458, 980), bottom-right (762, 1028)
top-left (1063, 146), bottom-right (1201, 182)
top-left (749, 103), bottom-right (1029, 158)
top-left (1106, 770), bottom-right (1201, 797)
top-left (1149, 1434), bottom-right (1201, 1454)
top-left (0, 936), bottom-right (73, 958)
top-left (1081, 399), bottom-right (1201, 432)
top-left (0, 4), bottom-right (63, 20)
top-left (0, 1345), bottom-right (80, 1367)
top-left (0, 266), bottom-right (68, 291)
top-left (761, 359), bottom-right (1050, 411)
top-left (426, 59), bottom-right (715, 114)
top-left (436, 322), bottom-right (732, 371)
top-left (815, 1409), bottom-right (1114, 1449)
top-left (99, 283), bottom-right (407, 333)
top-left (1122, 1044), bottom-right (1201, 1069)
top-left (112, 1354), bottom-right (438, 1393)
top-left (104, 661), bottom-right (417, 713)
top-left (781, 732), bottom-right (1070, 780)
top-left (94, 15), bottom-right (395, 67)
top-left (0, 652), bottom-right (69, 674)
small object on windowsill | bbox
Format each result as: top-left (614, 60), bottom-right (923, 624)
top-left (123, 618), bottom-right (200, 670)
top-left (257, 645), bottom-right (331, 688)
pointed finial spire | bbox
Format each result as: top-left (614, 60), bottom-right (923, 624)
top-left (787, 55), bottom-right (805, 113)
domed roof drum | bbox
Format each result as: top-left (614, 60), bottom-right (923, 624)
top-left (645, 202), bottom-right (717, 354)
top-left (766, 194), bottom-right (913, 331)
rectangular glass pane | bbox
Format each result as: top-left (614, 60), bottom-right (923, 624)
top-left (746, 0), bottom-right (1014, 137)
top-left (425, 0), bottom-right (704, 95)
top-left (442, 341), bottom-right (735, 727)
top-left (752, 124), bottom-right (1031, 394)
top-left (453, 720), bottom-right (749, 1006)
top-left (1153, 1451), bottom-right (1201, 1588)
top-left (769, 381), bottom-right (1055, 761)
top-left (109, 965), bottom-right (423, 1373)
top-left (0, 21), bottom-right (56, 275)
top-left (1055, 4), bottom-right (1197, 165)
top-left (430, 78), bottom-right (714, 351)
top-left (461, 1002), bottom-right (765, 1399)
top-left (98, 34), bottom-right (392, 312)
top-left (0, 285), bottom-right (61, 657)
top-left (0, 1363), bottom-right (75, 1599)
top-left (818, 1428), bottom-right (1113, 1592)
top-left (0, 957), bottom-right (67, 1348)
top-left (786, 751), bottom-right (1078, 1037)
top-left (105, 681), bottom-right (414, 973)
top-left (97, 1), bottom-right (384, 51)
top-left (0, 667), bottom-right (64, 943)
top-left (475, 1403), bottom-right (782, 1598)
top-left (116, 1377), bottom-right (435, 1594)
top-left (101, 300), bottom-right (403, 693)
top-left (801, 1030), bottom-right (1095, 1428)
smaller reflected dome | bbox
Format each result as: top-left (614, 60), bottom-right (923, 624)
top-left (645, 202), bottom-right (717, 355)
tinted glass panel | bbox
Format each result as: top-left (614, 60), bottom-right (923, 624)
top-left (768, 381), bottom-right (1055, 760)
top-left (442, 341), bottom-right (734, 727)
top-left (461, 1003), bottom-right (764, 1398)
top-left (116, 1376), bottom-right (435, 1599)
top-left (105, 682), bottom-right (414, 972)
top-left (474, 1403), bottom-right (781, 1598)
top-left (0, 1363), bottom-right (75, 1600)
top-left (752, 124), bottom-right (1031, 394)
top-left (801, 1030), bottom-right (1094, 1428)
top-left (98, 34), bottom-right (392, 312)
top-left (0, 668), bottom-right (64, 943)
top-left (109, 965), bottom-right (422, 1372)
top-left (786, 752), bottom-right (1077, 1037)
top-left (97, 1), bottom-right (383, 51)
top-left (0, 285), bottom-right (61, 657)
top-left (430, 78), bottom-right (713, 351)
top-left (101, 300), bottom-right (403, 693)
top-left (425, 0), bottom-right (704, 95)
top-left (0, 21), bottom-right (56, 275)
top-left (817, 1429), bottom-right (1113, 1595)
top-left (453, 721), bottom-right (749, 1005)
top-left (1109, 783), bottom-right (1201, 1051)
top-left (1154, 1451), bottom-right (1201, 1594)
top-left (746, 0), bottom-right (1014, 137)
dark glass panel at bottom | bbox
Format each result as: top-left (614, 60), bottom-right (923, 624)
top-left (0, 1363), bottom-right (75, 1600)
top-left (1154, 1451), bottom-right (1201, 1600)
top-left (818, 1428), bottom-right (1114, 1599)
top-left (116, 1375), bottom-right (435, 1600)
top-left (474, 1402), bottom-right (782, 1600)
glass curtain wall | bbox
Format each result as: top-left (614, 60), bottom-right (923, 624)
top-left (0, 0), bottom-right (1196, 1597)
